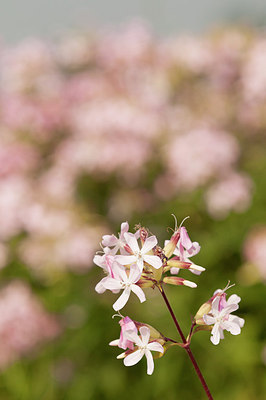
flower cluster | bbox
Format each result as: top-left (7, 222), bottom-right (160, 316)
top-left (95, 219), bottom-right (244, 375)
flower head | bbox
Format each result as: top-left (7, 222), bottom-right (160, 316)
top-left (118, 326), bottom-right (164, 375)
top-left (95, 261), bottom-right (146, 311)
top-left (203, 291), bottom-right (244, 345)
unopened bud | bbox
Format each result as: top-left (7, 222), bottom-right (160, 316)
top-left (163, 231), bottom-right (180, 258)
top-left (163, 276), bottom-right (197, 288)
top-left (194, 301), bottom-right (212, 325)
top-left (137, 279), bottom-right (155, 289)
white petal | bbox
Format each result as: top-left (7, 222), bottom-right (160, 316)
top-left (139, 326), bottom-right (150, 346)
top-left (102, 278), bottom-right (121, 291)
top-left (211, 323), bottom-right (221, 345)
top-left (145, 349), bottom-right (154, 375)
top-left (220, 303), bottom-right (239, 317)
top-left (227, 294), bottom-right (241, 305)
top-left (143, 254), bottom-right (162, 269)
top-left (95, 279), bottom-right (107, 294)
top-left (141, 236), bottom-right (157, 254)
top-left (131, 284), bottom-right (146, 303)
top-left (129, 263), bottom-right (142, 283)
top-left (109, 339), bottom-right (119, 346)
top-left (124, 232), bottom-right (140, 254)
top-left (124, 349), bottom-right (144, 366)
top-left (115, 255), bottom-right (136, 266)
top-left (211, 297), bottom-right (220, 316)
top-left (147, 342), bottom-right (164, 353)
top-left (203, 314), bottom-right (215, 325)
top-left (223, 320), bottom-right (241, 335)
top-left (113, 287), bottom-right (131, 311)
top-left (124, 330), bottom-right (143, 347)
top-left (229, 315), bottom-right (245, 328)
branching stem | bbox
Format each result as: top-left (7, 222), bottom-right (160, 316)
top-left (158, 285), bottom-right (214, 400)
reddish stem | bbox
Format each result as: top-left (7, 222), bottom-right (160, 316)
top-left (159, 285), bottom-right (214, 400)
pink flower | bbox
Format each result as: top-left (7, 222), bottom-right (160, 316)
top-left (109, 316), bottom-right (138, 350)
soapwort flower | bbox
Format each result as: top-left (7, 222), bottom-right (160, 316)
top-left (95, 261), bottom-right (146, 311)
top-left (116, 232), bottom-right (162, 271)
top-left (203, 292), bottom-right (245, 345)
top-left (117, 326), bottom-right (164, 375)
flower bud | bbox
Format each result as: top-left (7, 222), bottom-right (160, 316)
top-left (163, 276), bottom-right (197, 288)
top-left (194, 301), bottom-right (212, 325)
top-left (137, 279), bottom-right (155, 289)
top-left (163, 231), bottom-right (180, 258)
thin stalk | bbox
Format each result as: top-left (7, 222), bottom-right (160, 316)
top-left (158, 285), bottom-right (214, 400)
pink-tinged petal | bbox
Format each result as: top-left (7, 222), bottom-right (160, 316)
top-left (145, 349), bottom-right (154, 375)
top-left (124, 232), bottom-right (140, 254)
top-left (113, 287), bottom-right (131, 311)
top-left (115, 255), bottom-right (136, 266)
top-left (180, 227), bottom-right (193, 250)
top-left (131, 284), bottom-right (146, 303)
top-left (203, 314), bottom-right (216, 325)
top-left (227, 294), bottom-right (241, 305)
top-left (123, 349), bottom-right (144, 366)
top-left (147, 341), bottom-right (164, 354)
top-left (139, 326), bottom-right (150, 346)
top-left (210, 323), bottom-right (220, 345)
top-left (102, 234), bottom-right (118, 247)
top-left (187, 242), bottom-right (201, 257)
top-left (124, 329), bottom-right (143, 347)
top-left (129, 264), bottom-right (142, 283)
top-left (120, 222), bottom-right (129, 236)
top-left (170, 267), bottom-right (180, 275)
top-left (143, 254), bottom-right (162, 269)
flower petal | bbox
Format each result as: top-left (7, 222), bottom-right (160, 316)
top-left (115, 255), bottom-right (136, 266)
top-left (129, 263), bottom-right (142, 283)
top-left (113, 287), bottom-right (131, 311)
top-left (210, 323), bottom-right (220, 345)
top-left (139, 326), bottom-right (150, 346)
top-left (145, 349), bottom-right (154, 375)
top-left (203, 314), bottom-right (216, 325)
top-left (141, 236), bottom-right (157, 254)
top-left (124, 329), bottom-right (143, 347)
top-left (124, 232), bottom-right (140, 254)
top-left (147, 341), bottom-right (164, 353)
top-left (124, 349), bottom-right (144, 367)
top-left (131, 284), bottom-right (146, 303)
top-left (143, 254), bottom-right (162, 269)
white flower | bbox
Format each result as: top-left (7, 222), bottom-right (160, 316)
top-left (96, 262), bottom-right (146, 311)
top-left (119, 326), bottom-right (164, 375)
top-left (203, 294), bottom-right (245, 345)
top-left (116, 232), bottom-right (162, 271)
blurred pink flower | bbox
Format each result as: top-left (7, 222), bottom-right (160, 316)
top-left (0, 281), bottom-right (60, 368)
top-left (205, 172), bottom-right (253, 219)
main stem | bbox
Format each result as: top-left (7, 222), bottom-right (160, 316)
top-left (159, 285), bottom-right (214, 400)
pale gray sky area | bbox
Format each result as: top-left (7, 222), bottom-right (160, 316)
top-left (1, 0), bottom-right (266, 43)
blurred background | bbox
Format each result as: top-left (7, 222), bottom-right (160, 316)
top-left (0, 1), bottom-right (266, 399)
